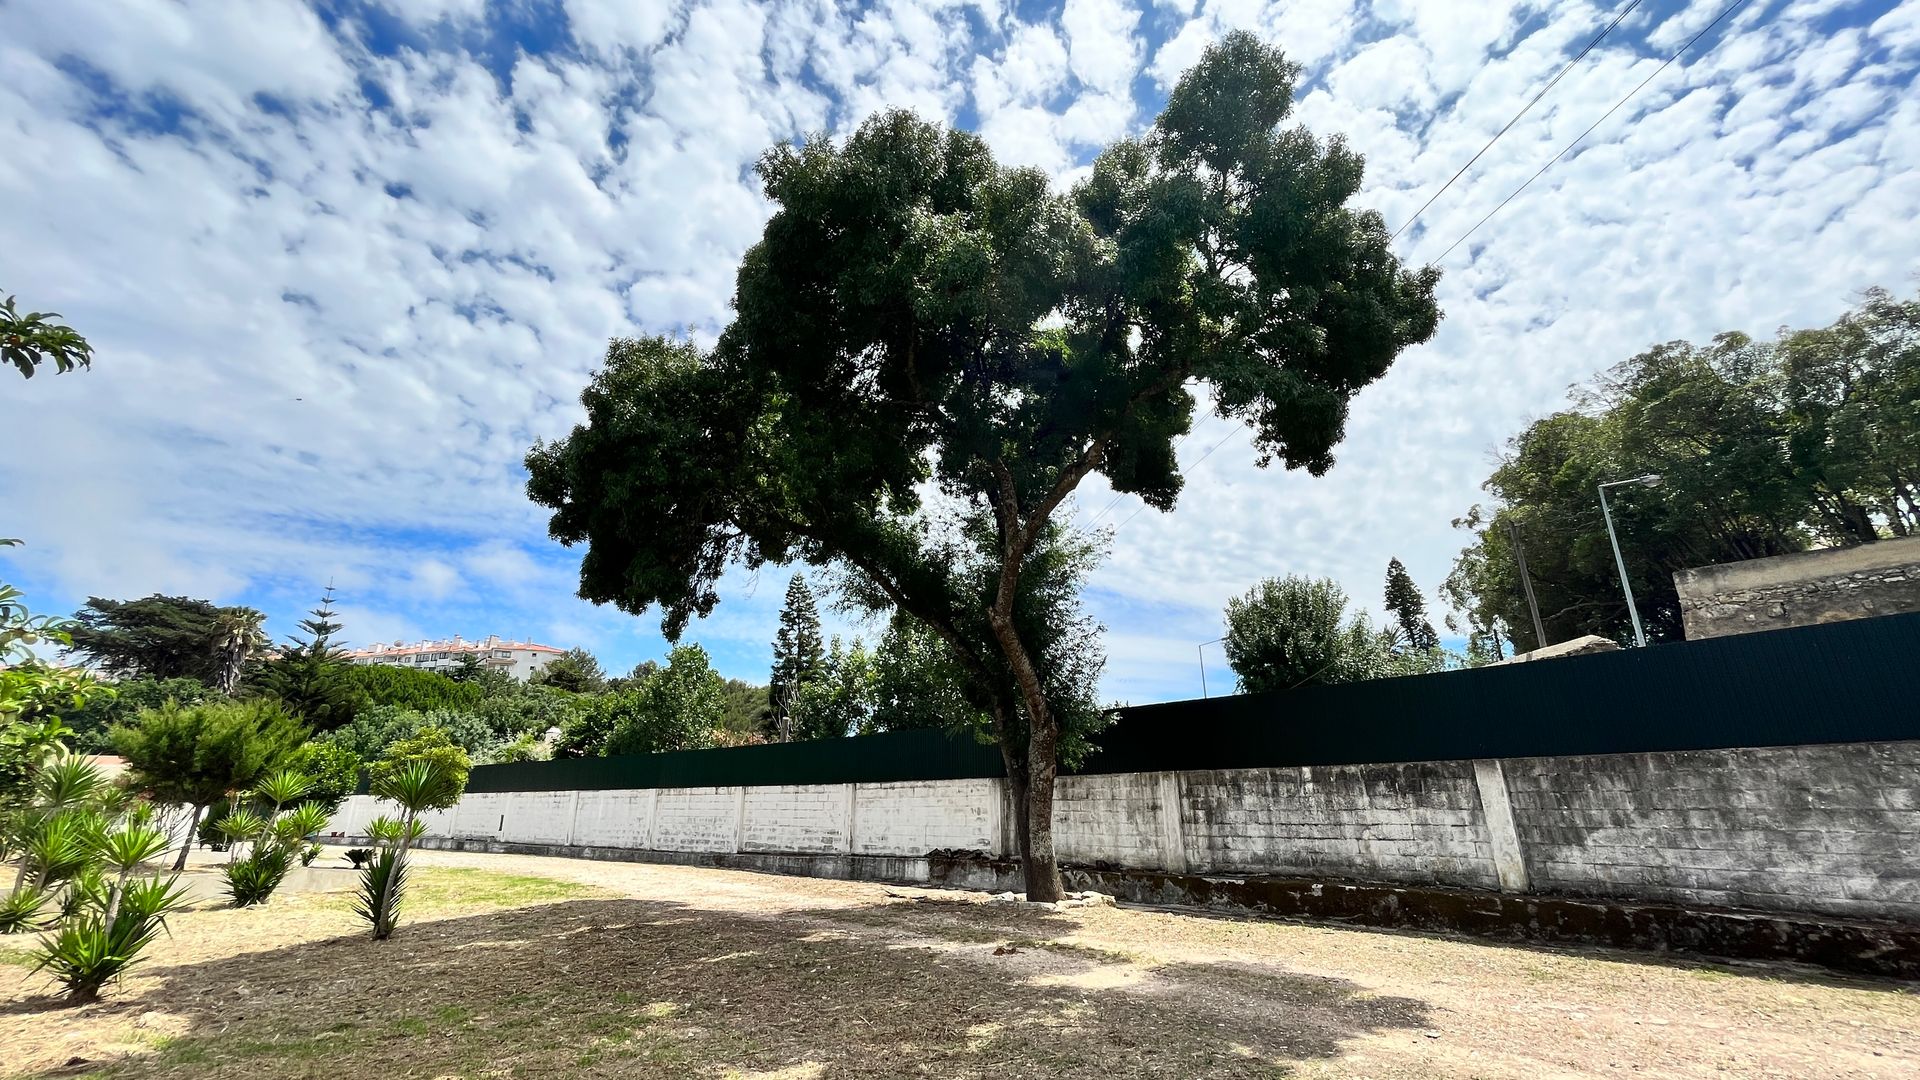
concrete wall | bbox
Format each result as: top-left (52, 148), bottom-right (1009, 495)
top-left (326, 740), bottom-right (1920, 923)
top-left (1675, 536), bottom-right (1920, 639)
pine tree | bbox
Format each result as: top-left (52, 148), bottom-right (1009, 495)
top-left (256, 585), bottom-right (359, 730)
top-left (768, 574), bottom-right (826, 741)
top-left (1383, 558), bottom-right (1440, 653)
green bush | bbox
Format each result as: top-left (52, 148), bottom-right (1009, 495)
top-left (223, 846), bottom-right (292, 906)
top-left (343, 664), bottom-right (484, 713)
top-left (31, 875), bottom-right (189, 1003)
top-left (0, 886), bottom-right (50, 934)
top-left (365, 729), bottom-right (469, 807)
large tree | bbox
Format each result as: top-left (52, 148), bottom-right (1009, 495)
top-left (112, 698), bottom-right (308, 870)
top-left (1382, 558), bottom-right (1439, 652)
top-left (1223, 575), bottom-right (1385, 692)
top-left (67, 594), bottom-right (267, 684)
top-left (255, 587), bottom-right (358, 730)
top-left (525, 33), bottom-right (1440, 899)
top-left (1444, 290), bottom-right (1919, 653)
top-left (768, 574), bottom-right (827, 741)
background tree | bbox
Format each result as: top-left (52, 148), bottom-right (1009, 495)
top-left (790, 637), bottom-right (874, 740)
top-left (111, 698), bottom-right (307, 870)
top-left (2, 293), bottom-right (93, 379)
top-left (1382, 558), bottom-right (1439, 652)
top-left (67, 595), bottom-right (265, 684)
top-left (768, 574), bottom-right (827, 741)
top-left (867, 615), bottom-right (990, 735)
top-left (343, 664), bottom-right (484, 713)
top-left (365, 728), bottom-right (471, 801)
top-left (524, 33), bottom-right (1439, 899)
top-left (321, 704), bottom-right (501, 765)
top-left (603, 644), bottom-right (726, 756)
top-left (256, 586), bottom-right (358, 730)
top-left (1223, 575), bottom-right (1384, 692)
top-left (532, 647), bottom-right (606, 694)
top-left (717, 679), bottom-right (772, 744)
top-left (63, 677), bottom-right (212, 754)
top-left (208, 609), bottom-right (267, 694)
top-left (1, 582), bottom-right (108, 809)
top-left (1446, 289), bottom-right (1919, 655)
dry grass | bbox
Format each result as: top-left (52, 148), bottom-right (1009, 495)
top-left (5, 852), bottom-right (1917, 1079)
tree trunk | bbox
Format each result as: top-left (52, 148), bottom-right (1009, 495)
top-left (172, 804), bottom-right (203, 872)
top-left (1022, 718), bottom-right (1065, 901)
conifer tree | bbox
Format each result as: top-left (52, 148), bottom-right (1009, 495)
top-left (768, 574), bottom-right (826, 741)
top-left (1383, 558), bottom-right (1440, 652)
top-left (257, 585), bottom-right (359, 730)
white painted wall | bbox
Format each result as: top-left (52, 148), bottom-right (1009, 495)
top-left (322, 740), bottom-right (1920, 922)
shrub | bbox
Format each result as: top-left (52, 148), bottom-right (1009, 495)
top-left (224, 846), bottom-right (292, 906)
top-left (0, 886), bottom-right (50, 934)
top-left (31, 875), bottom-right (189, 1003)
top-left (299, 842), bottom-right (322, 867)
top-left (344, 848), bottom-right (373, 869)
top-left (342, 664), bottom-right (483, 713)
top-left (365, 729), bottom-right (469, 807)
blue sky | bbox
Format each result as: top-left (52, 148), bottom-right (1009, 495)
top-left (3, 0), bottom-right (1917, 703)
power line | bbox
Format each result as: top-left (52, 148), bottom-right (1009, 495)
top-left (1084, 423), bottom-right (1201, 527)
top-left (1392, 0), bottom-right (1648, 241)
top-left (1436, 0), bottom-right (1756, 263)
top-left (1107, 419), bottom-right (1251, 534)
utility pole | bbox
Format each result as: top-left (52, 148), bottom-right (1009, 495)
top-left (1505, 520), bottom-right (1549, 650)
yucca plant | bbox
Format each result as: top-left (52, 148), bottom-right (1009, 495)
top-left (33, 757), bottom-right (106, 812)
top-left (214, 807), bottom-right (267, 861)
top-left (31, 875), bottom-right (188, 1004)
top-left (224, 846), bottom-right (292, 906)
top-left (355, 759), bottom-right (459, 941)
top-left (0, 884), bottom-right (50, 934)
top-left (93, 824), bottom-right (172, 926)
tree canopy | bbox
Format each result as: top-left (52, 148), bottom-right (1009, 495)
top-left (254, 587), bottom-right (357, 730)
top-left (1445, 288), bottom-right (1918, 652)
top-left (67, 594), bottom-right (267, 684)
top-left (525, 32), bottom-right (1440, 898)
top-left (533, 647), bottom-right (607, 694)
top-left (1223, 575), bottom-right (1384, 692)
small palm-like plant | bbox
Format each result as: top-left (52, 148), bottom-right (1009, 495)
top-left (0, 885), bottom-right (50, 934)
top-left (215, 806), bottom-right (267, 857)
top-left (93, 824), bottom-right (172, 926)
top-left (34, 757), bottom-right (105, 811)
top-left (224, 846), bottom-right (292, 906)
top-left (31, 875), bottom-right (188, 1004)
top-left (355, 760), bottom-right (459, 940)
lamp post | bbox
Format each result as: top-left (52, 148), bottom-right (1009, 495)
top-left (1197, 636), bottom-right (1225, 698)
top-left (1598, 473), bottom-right (1662, 648)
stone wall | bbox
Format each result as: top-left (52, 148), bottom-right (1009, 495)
top-left (1674, 536), bottom-right (1920, 639)
top-left (326, 740), bottom-right (1920, 923)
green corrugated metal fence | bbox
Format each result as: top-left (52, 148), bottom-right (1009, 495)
top-left (467, 610), bottom-right (1920, 794)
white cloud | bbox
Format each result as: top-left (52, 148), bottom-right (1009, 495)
top-left (1, 0), bottom-right (1916, 704)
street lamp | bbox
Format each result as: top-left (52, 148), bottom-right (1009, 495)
top-left (1197, 636), bottom-right (1225, 698)
top-left (1598, 473), bottom-right (1662, 648)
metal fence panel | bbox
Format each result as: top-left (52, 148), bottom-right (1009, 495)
top-left (464, 611), bottom-right (1920, 793)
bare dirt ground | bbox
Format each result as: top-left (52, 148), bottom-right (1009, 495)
top-left (5, 848), bottom-right (1916, 1079)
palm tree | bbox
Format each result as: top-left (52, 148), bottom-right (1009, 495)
top-left (355, 760), bottom-right (460, 940)
top-left (209, 610), bottom-right (267, 695)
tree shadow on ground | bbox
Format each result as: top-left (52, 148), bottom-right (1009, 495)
top-left (16, 894), bottom-right (1431, 1079)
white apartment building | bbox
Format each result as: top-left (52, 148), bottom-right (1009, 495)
top-left (343, 635), bottom-right (564, 682)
